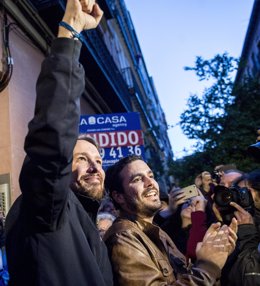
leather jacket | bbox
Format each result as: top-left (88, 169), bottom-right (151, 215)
top-left (225, 207), bottom-right (260, 285)
top-left (104, 215), bottom-right (220, 286)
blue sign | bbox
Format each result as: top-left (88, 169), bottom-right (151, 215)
top-left (79, 112), bottom-right (145, 168)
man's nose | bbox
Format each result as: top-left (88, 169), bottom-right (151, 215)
top-left (87, 161), bottom-right (98, 172)
top-left (144, 176), bottom-right (154, 187)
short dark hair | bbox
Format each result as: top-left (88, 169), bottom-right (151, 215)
top-left (105, 155), bottom-right (143, 208)
top-left (77, 134), bottom-right (99, 152)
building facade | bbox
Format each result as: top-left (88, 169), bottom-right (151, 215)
top-left (235, 0), bottom-right (260, 82)
top-left (0, 0), bottom-right (173, 213)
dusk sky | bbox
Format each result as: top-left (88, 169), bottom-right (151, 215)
top-left (124, 0), bottom-right (255, 159)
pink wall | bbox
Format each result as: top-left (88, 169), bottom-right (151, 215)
top-left (0, 23), bottom-right (44, 203)
top-left (0, 18), bottom-right (97, 205)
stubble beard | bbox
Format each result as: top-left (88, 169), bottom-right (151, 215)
top-left (127, 195), bottom-right (162, 218)
top-left (140, 204), bottom-right (161, 218)
top-left (71, 178), bottom-right (105, 201)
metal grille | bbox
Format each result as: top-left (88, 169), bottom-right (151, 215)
top-left (0, 184), bottom-right (10, 216)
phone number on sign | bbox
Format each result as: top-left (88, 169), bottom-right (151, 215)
top-left (100, 145), bottom-right (143, 160)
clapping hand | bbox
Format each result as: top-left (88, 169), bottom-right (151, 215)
top-left (196, 218), bottom-right (238, 269)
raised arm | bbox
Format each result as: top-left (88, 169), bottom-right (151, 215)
top-left (186, 195), bottom-right (208, 260)
top-left (19, 0), bottom-right (103, 230)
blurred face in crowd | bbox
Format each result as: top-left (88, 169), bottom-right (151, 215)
top-left (97, 217), bottom-right (114, 239)
top-left (202, 173), bottom-right (213, 192)
top-left (180, 200), bottom-right (192, 222)
top-left (113, 160), bottom-right (161, 222)
top-left (70, 140), bottom-right (105, 200)
top-left (202, 174), bottom-right (212, 186)
top-left (99, 199), bottom-right (119, 217)
top-left (220, 172), bottom-right (242, 188)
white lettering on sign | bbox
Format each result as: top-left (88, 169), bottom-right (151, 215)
top-left (128, 131), bottom-right (139, 145)
top-left (80, 118), bottom-right (88, 125)
top-left (88, 130), bottom-right (143, 148)
top-left (80, 115), bottom-right (127, 126)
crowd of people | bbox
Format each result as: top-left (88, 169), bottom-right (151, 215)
top-left (2, 1), bottom-right (260, 285)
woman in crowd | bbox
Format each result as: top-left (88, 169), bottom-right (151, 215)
top-left (160, 191), bottom-right (211, 262)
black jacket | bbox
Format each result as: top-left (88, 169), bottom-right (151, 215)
top-left (5, 38), bottom-right (113, 286)
top-left (224, 207), bottom-right (260, 286)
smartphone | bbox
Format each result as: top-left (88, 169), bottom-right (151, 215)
top-left (180, 184), bottom-right (198, 200)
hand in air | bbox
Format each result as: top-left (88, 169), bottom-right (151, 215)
top-left (230, 202), bottom-right (254, 225)
top-left (61, 0), bottom-right (103, 34)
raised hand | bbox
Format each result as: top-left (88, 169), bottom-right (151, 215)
top-left (190, 193), bottom-right (207, 212)
top-left (230, 202), bottom-right (254, 225)
top-left (168, 188), bottom-right (186, 213)
top-left (59, 0), bottom-right (103, 38)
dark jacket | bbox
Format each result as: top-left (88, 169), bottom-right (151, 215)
top-left (225, 207), bottom-right (260, 286)
top-left (104, 215), bottom-right (221, 286)
top-left (5, 38), bottom-right (113, 286)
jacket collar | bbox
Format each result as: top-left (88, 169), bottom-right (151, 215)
top-left (75, 193), bottom-right (100, 222)
top-left (117, 212), bottom-right (161, 237)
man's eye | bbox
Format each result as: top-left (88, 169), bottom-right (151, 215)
top-left (132, 177), bottom-right (141, 183)
top-left (78, 156), bottom-right (86, 161)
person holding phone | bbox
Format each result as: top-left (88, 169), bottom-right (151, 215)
top-left (161, 191), bottom-right (210, 261)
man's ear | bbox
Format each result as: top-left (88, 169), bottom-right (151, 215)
top-left (112, 190), bottom-right (124, 205)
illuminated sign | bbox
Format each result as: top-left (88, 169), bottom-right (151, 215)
top-left (79, 112), bottom-right (145, 168)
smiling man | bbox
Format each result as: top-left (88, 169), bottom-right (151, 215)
top-left (104, 155), bottom-right (238, 286)
top-left (5, 1), bottom-right (113, 285)
top-left (69, 136), bottom-right (106, 223)
top-left (71, 136), bottom-right (105, 200)
top-left (109, 158), bottom-right (161, 221)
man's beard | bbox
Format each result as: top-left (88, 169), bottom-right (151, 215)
top-left (126, 194), bottom-right (162, 218)
top-left (139, 204), bottom-right (161, 218)
top-left (71, 178), bottom-right (105, 201)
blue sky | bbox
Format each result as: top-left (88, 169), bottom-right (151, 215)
top-left (124, 0), bottom-right (255, 159)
